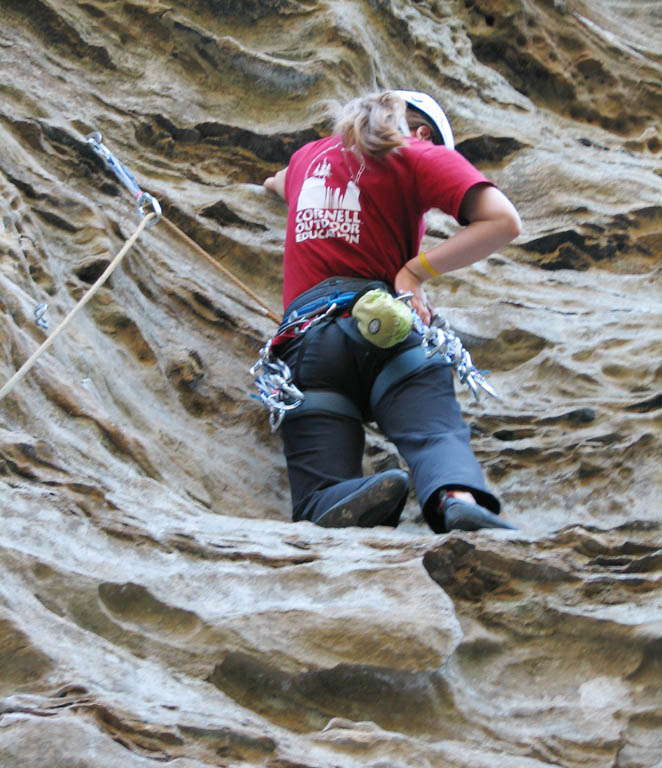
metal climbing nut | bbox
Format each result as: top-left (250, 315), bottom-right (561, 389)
top-left (475, 375), bottom-right (499, 399)
top-left (34, 302), bottom-right (49, 330)
top-left (251, 346), bottom-right (305, 430)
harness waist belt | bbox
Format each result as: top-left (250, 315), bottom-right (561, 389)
top-left (369, 345), bottom-right (450, 413)
top-left (282, 277), bottom-right (389, 329)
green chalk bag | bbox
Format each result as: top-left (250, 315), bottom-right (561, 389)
top-left (351, 289), bottom-right (413, 349)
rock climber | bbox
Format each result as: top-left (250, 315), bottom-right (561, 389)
top-left (263, 90), bottom-right (521, 532)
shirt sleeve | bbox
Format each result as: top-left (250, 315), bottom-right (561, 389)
top-left (414, 145), bottom-right (494, 224)
top-left (283, 145), bottom-right (306, 205)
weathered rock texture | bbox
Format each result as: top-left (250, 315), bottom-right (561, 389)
top-left (0, 1), bottom-right (660, 766)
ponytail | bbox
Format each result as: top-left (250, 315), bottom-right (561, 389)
top-left (335, 91), bottom-right (407, 158)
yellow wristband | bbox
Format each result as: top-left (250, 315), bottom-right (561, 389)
top-left (419, 251), bottom-right (440, 278)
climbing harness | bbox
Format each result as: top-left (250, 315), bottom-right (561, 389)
top-left (250, 286), bottom-right (498, 431)
top-left (250, 294), bottom-right (353, 430)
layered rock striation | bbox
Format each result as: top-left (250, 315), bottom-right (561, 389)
top-left (0, 1), bottom-right (660, 766)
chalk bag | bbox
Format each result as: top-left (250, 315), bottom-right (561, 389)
top-left (351, 289), bottom-right (413, 349)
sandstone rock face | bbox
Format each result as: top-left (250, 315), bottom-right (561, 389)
top-left (0, 1), bottom-right (660, 766)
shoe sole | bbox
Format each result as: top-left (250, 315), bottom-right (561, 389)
top-left (315, 470), bottom-right (409, 529)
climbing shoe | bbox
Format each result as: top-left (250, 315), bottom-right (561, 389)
top-left (312, 469), bottom-right (409, 529)
top-left (441, 493), bottom-right (518, 532)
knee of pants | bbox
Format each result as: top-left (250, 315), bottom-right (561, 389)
top-left (280, 413), bottom-right (365, 512)
top-left (374, 367), bottom-right (464, 435)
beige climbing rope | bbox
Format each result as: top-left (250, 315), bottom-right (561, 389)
top-left (160, 215), bottom-right (281, 325)
top-left (0, 213), bottom-right (155, 402)
top-left (85, 131), bottom-right (280, 324)
top-left (0, 132), bottom-right (282, 403)
top-left (0, 210), bottom-right (284, 403)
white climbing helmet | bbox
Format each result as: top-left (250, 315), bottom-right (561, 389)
top-left (394, 90), bottom-right (455, 150)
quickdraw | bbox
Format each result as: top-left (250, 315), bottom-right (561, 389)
top-left (418, 314), bottom-right (498, 400)
top-left (86, 132), bottom-right (162, 226)
top-left (251, 294), bottom-right (498, 430)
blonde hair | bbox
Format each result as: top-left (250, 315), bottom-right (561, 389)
top-left (335, 91), bottom-right (408, 158)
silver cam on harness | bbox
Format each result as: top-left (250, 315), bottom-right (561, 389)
top-left (251, 292), bottom-right (498, 430)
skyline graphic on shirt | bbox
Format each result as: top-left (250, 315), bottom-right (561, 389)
top-left (296, 158), bottom-right (361, 212)
top-left (294, 150), bottom-right (363, 245)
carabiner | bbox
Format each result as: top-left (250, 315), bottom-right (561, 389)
top-left (137, 191), bottom-right (162, 227)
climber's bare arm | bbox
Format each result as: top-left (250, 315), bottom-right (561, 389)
top-left (264, 168), bottom-right (287, 199)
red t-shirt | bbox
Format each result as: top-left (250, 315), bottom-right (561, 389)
top-left (282, 135), bottom-right (491, 307)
